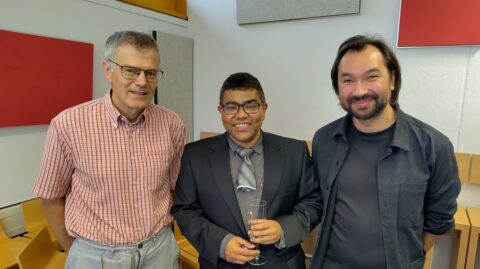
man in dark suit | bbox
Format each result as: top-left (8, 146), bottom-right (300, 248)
top-left (172, 72), bottom-right (322, 269)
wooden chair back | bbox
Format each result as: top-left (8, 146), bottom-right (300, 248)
top-left (21, 198), bottom-right (60, 249)
top-left (470, 154), bottom-right (480, 185)
top-left (173, 219), bottom-right (185, 241)
top-left (0, 223), bottom-right (30, 269)
top-left (17, 226), bottom-right (66, 269)
top-left (455, 152), bottom-right (471, 183)
top-left (0, 222), bottom-right (9, 240)
top-left (21, 198), bottom-right (48, 235)
top-left (174, 220), bottom-right (200, 269)
top-left (199, 131), bottom-right (219, 139)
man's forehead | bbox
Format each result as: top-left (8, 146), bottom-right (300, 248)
top-left (339, 48), bottom-right (386, 72)
top-left (223, 89), bottom-right (260, 99)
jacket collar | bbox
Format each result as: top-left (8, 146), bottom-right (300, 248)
top-left (332, 106), bottom-right (411, 152)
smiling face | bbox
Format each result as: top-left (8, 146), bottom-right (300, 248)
top-left (102, 44), bottom-right (159, 122)
top-left (218, 88), bottom-right (267, 148)
top-left (337, 45), bottom-right (395, 124)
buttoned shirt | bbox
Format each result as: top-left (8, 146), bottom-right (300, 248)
top-left (33, 91), bottom-right (186, 245)
top-left (228, 135), bottom-right (265, 201)
top-left (311, 107), bottom-right (461, 269)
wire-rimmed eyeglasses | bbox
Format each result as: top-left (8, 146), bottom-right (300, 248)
top-left (108, 59), bottom-right (164, 82)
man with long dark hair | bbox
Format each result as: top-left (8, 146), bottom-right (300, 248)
top-left (311, 35), bottom-right (460, 269)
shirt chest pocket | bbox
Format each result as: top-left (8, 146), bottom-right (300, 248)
top-left (144, 149), bottom-right (172, 185)
top-left (398, 182), bottom-right (428, 220)
top-left (147, 147), bottom-right (172, 163)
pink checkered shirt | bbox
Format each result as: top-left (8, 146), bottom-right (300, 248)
top-left (33, 91), bottom-right (186, 245)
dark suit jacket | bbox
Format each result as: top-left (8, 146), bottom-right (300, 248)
top-left (172, 132), bottom-right (322, 269)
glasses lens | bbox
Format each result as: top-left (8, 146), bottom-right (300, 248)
top-left (223, 103), bottom-right (238, 114)
top-left (144, 70), bottom-right (159, 81)
top-left (122, 66), bottom-right (141, 80)
top-left (244, 103), bottom-right (260, 114)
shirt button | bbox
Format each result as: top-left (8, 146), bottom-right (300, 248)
top-left (326, 185), bottom-right (330, 191)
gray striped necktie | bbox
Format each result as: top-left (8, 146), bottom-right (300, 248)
top-left (236, 148), bottom-right (256, 192)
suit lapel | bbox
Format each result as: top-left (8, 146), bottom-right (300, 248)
top-left (262, 133), bottom-right (284, 218)
top-left (210, 133), bottom-right (247, 235)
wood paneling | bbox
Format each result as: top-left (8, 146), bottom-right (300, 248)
top-left (120, 0), bottom-right (187, 19)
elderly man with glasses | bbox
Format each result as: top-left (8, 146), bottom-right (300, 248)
top-left (172, 72), bottom-right (322, 269)
top-left (33, 31), bottom-right (186, 269)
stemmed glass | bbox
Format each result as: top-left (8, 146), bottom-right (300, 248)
top-left (245, 199), bottom-right (267, 266)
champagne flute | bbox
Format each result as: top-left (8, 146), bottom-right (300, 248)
top-left (245, 199), bottom-right (267, 266)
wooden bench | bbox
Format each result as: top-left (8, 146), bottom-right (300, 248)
top-left (466, 207), bottom-right (480, 269)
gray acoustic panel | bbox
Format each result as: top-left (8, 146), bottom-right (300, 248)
top-left (155, 31), bottom-right (194, 142)
top-left (237, 0), bottom-right (361, 25)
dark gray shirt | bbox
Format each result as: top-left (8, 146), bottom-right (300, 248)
top-left (227, 135), bottom-right (265, 229)
top-left (323, 123), bottom-right (394, 269)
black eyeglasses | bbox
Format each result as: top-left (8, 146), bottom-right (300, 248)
top-left (221, 101), bottom-right (262, 115)
top-left (108, 59), bottom-right (164, 82)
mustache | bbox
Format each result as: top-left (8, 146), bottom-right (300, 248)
top-left (348, 94), bottom-right (377, 103)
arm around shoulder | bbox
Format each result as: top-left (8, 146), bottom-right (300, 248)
top-left (276, 141), bottom-right (322, 248)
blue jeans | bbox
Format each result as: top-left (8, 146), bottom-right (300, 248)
top-left (65, 226), bottom-right (179, 269)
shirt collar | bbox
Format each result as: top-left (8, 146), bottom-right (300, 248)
top-left (331, 114), bottom-right (351, 139)
top-left (103, 90), bottom-right (148, 128)
top-left (333, 105), bottom-right (410, 151)
top-left (389, 106), bottom-right (411, 151)
top-left (227, 132), bottom-right (264, 156)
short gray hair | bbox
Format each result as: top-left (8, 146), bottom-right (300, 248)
top-left (104, 31), bottom-right (159, 69)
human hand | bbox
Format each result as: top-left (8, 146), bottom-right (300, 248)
top-left (248, 219), bottom-right (282, 245)
top-left (224, 236), bottom-right (259, 264)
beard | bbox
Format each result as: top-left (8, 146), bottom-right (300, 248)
top-left (340, 93), bottom-right (389, 120)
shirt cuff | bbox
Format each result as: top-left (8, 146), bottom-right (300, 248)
top-left (219, 233), bottom-right (235, 259)
top-left (274, 229), bottom-right (286, 249)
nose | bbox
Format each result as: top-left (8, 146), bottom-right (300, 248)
top-left (235, 105), bottom-right (249, 118)
top-left (134, 71), bottom-right (148, 87)
top-left (352, 80), bottom-right (368, 96)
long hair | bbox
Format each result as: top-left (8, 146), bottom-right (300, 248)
top-left (331, 35), bottom-right (402, 106)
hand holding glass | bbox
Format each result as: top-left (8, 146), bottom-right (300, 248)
top-left (245, 199), bottom-right (267, 266)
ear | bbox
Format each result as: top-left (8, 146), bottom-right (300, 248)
top-left (102, 59), bottom-right (113, 83)
top-left (262, 102), bottom-right (268, 112)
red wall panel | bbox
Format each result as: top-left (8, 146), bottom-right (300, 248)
top-left (398, 0), bottom-right (480, 47)
top-left (0, 29), bottom-right (93, 127)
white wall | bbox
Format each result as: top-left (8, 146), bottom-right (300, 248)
top-left (0, 0), bottom-right (190, 208)
top-left (187, 0), bottom-right (480, 206)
